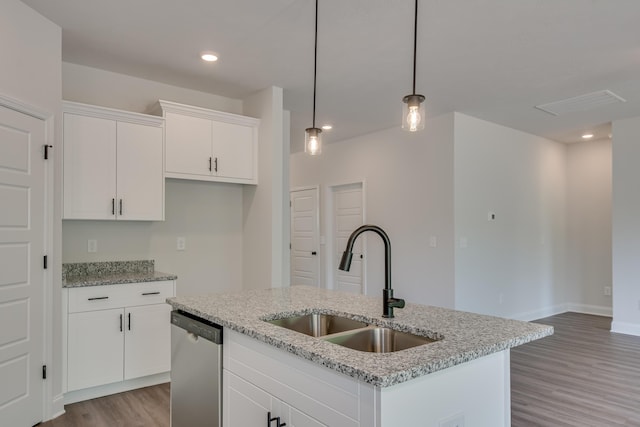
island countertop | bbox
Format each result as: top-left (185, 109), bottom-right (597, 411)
top-left (167, 286), bottom-right (552, 387)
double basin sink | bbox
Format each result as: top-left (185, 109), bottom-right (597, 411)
top-left (266, 313), bottom-right (439, 353)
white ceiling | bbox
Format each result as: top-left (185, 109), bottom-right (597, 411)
top-left (21, 0), bottom-right (640, 151)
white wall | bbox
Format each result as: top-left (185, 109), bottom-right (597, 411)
top-left (63, 62), bottom-right (242, 115)
top-left (1, 0), bottom-right (62, 418)
top-left (565, 139), bottom-right (612, 315)
top-left (612, 116), bottom-right (640, 336)
top-left (454, 114), bottom-right (567, 320)
top-left (242, 87), bottom-right (288, 289)
top-left (290, 114), bottom-right (456, 308)
top-left (61, 64), bottom-right (246, 296)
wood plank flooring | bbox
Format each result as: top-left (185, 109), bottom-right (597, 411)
top-left (40, 313), bottom-right (640, 426)
top-left (511, 312), bottom-right (640, 426)
top-left (38, 383), bottom-right (169, 427)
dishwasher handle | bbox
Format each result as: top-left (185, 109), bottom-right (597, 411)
top-left (171, 311), bottom-right (222, 344)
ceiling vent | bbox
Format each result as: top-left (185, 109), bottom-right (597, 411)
top-left (535, 90), bottom-right (626, 116)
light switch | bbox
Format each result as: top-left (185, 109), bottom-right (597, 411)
top-left (87, 239), bottom-right (97, 253)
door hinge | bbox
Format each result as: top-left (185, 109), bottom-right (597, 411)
top-left (42, 365), bottom-right (47, 380)
top-left (43, 145), bottom-right (53, 160)
top-left (43, 255), bottom-right (48, 269)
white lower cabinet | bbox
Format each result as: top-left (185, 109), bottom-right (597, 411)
top-left (223, 329), bottom-right (372, 427)
top-left (67, 308), bottom-right (124, 391)
top-left (64, 281), bottom-right (175, 401)
top-left (223, 329), bottom-right (511, 427)
top-left (224, 370), bottom-right (325, 427)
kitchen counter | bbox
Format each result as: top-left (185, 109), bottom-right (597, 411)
top-left (63, 260), bottom-right (177, 288)
top-left (167, 285), bottom-right (552, 387)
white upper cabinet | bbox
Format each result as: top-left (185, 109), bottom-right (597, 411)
top-left (63, 101), bottom-right (164, 221)
top-left (159, 100), bottom-right (259, 184)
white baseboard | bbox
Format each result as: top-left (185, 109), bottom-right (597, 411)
top-left (566, 303), bottom-right (612, 317)
top-left (611, 321), bottom-right (640, 337)
top-left (509, 303), bottom-right (612, 322)
top-left (509, 304), bottom-right (568, 321)
top-left (63, 372), bottom-right (170, 405)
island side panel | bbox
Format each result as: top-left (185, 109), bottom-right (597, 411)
top-left (376, 349), bottom-right (511, 426)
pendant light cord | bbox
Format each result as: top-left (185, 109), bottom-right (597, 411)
top-left (412, 0), bottom-right (418, 95)
top-left (312, 0), bottom-right (319, 128)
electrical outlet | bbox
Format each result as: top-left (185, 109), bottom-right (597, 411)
top-left (87, 239), bottom-right (97, 253)
top-left (604, 286), bottom-right (612, 296)
top-left (439, 414), bottom-right (465, 427)
top-left (499, 293), bottom-right (504, 304)
top-left (459, 237), bottom-right (468, 248)
top-left (176, 237), bottom-right (186, 251)
top-left (430, 236), bottom-right (437, 247)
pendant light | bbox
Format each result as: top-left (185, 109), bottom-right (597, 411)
top-left (402, 0), bottom-right (425, 132)
top-left (305, 0), bottom-right (322, 155)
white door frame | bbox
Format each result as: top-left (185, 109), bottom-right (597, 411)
top-left (0, 94), bottom-right (56, 422)
top-left (325, 180), bottom-right (366, 292)
top-left (289, 185), bottom-right (321, 287)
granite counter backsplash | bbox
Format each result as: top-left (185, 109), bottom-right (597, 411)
top-left (63, 260), bottom-right (177, 288)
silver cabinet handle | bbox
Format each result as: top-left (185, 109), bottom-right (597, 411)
top-left (119, 199), bottom-right (123, 216)
top-left (142, 291), bottom-right (160, 296)
top-left (88, 296), bottom-right (108, 301)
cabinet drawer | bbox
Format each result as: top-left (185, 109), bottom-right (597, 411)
top-left (68, 281), bottom-right (174, 313)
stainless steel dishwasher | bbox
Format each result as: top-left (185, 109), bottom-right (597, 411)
top-left (170, 310), bottom-right (222, 427)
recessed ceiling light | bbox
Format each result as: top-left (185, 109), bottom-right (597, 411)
top-left (200, 51), bottom-right (218, 62)
top-left (321, 124), bottom-right (333, 130)
top-left (582, 133), bottom-right (594, 139)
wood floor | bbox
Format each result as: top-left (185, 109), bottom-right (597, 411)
top-left (511, 312), bottom-right (640, 426)
top-left (38, 383), bottom-right (169, 427)
top-left (40, 312), bottom-right (640, 426)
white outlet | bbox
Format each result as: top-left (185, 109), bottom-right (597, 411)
top-left (176, 237), bottom-right (186, 251)
top-left (439, 414), bottom-right (465, 427)
top-left (604, 286), bottom-right (612, 296)
top-left (87, 239), bottom-right (97, 253)
top-left (499, 293), bottom-right (504, 304)
top-left (459, 237), bottom-right (468, 248)
top-left (429, 236), bottom-right (437, 248)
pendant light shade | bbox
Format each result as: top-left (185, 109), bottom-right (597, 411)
top-left (305, 0), bottom-right (322, 155)
top-left (305, 127), bottom-right (322, 155)
top-left (402, 0), bottom-right (425, 132)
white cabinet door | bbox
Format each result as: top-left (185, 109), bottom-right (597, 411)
top-left (224, 370), bottom-right (278, 427)
top-left (165, 112), bottom-right (212, 176)
top-left (212, 120), bottom-right (254, 181)
top-left (223, 370), bottom-right (326, 427)
top-left (123, 303), bottom-right (171, 380)
top-left (67, 309), bottom-right (124, 391)
top-left (116, 122), bottom-right (164, 220)
top-left (63, 113), bottom-right (117, 219)
top-left (287, 407), bottom-right (327, 427)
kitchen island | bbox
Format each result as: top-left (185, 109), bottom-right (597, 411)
top-left (168, 286), bottom-right (552, 426)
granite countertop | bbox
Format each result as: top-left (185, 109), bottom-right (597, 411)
top-left (63, 260), bottom-right (177, 288)
top-left (167, 286), bottom-right (553, 388)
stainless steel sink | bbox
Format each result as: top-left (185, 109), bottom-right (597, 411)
top-left (322, 327), bottom-right (437, 353)
top-left (266, 313), bottom-right (368, 337)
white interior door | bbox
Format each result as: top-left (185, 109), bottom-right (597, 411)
top-left (290, 188), bottom-right (319, 287)
top-left (0, 105), bottom-right (46, 426)
top-left (333, 183), bottom-right (364, 294)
